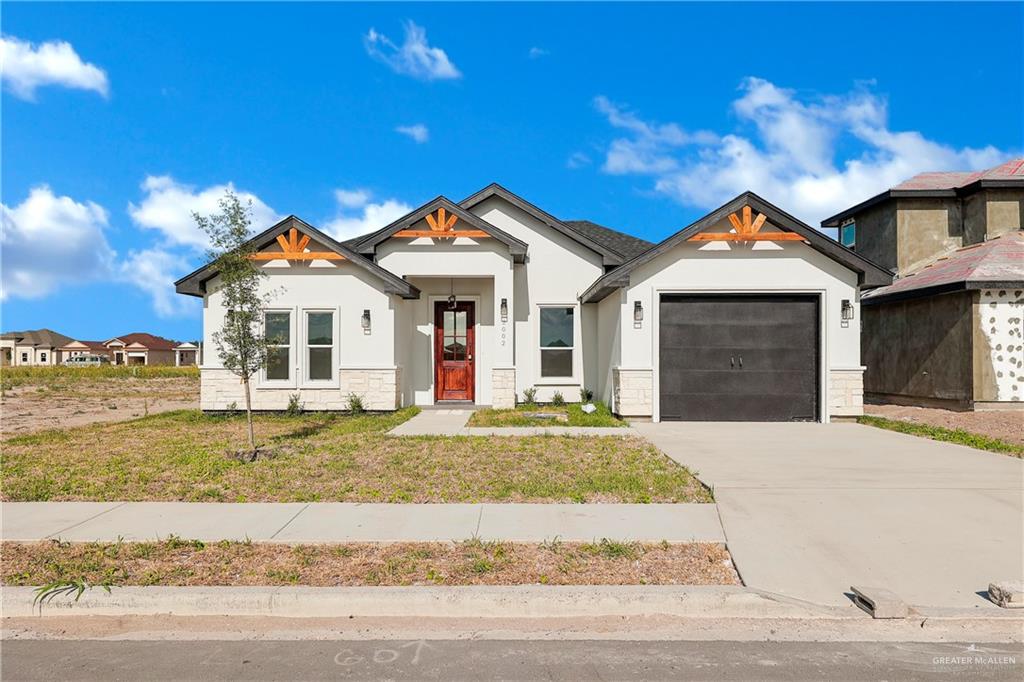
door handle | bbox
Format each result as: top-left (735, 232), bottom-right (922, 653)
top-left (738, 356), bottom-right (743, 369)
top-left (730, 356), bottom-right (735, 368)
top-left (468, 354), bottom-right (473, 360)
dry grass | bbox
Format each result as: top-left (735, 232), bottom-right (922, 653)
top-left (1, 409), bottom-right (711, 503)
top-left (2, 539), bottom-right (738, 587)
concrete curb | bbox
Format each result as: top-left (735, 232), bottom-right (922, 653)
top-left (6, 585), bottom-right (848, 620)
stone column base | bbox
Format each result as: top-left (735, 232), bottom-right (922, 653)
top-left (829, 368), bottom-right (865, 418)
top-left (613, 367), bottom-right (653, 418)
top-left (492, 368), bottom-right (516, 409)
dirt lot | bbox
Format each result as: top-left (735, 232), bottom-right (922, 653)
top-left (2, 538), bottom-right (739, 587)
top-left (865, 403), bottom-right (1023, 446)
top-left (0, 375), bottom-right (198, 435)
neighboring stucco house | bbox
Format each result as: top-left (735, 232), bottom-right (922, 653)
top-left (62, 333), bottom-right (180, 366)
top-left (0, 329), bottom-right (73, 366)
top-left (822, 159), bottom-right (1024, 410)
top-left (177, 185), bottom-right (890, 422)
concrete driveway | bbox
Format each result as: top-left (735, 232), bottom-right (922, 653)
top-left (634, 421), bottom-right (1024, 609)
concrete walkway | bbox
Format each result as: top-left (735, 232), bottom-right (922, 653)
top-left (2, 502), bottom-right (724, 543)
top-left (388, 409), bottom-right (634, 437)
top-left (634, 421), bottom-right (1024, 609)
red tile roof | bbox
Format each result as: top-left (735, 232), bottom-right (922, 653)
top-left (894, 158), bottom-right (1024, 191)
top-left (108, 333), bottom-right (178, 351)
top-left (863, 231), bottom-right (1024, 300)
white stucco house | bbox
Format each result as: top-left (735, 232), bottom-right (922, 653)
top-left (176, 185), bottom-right (892, 422)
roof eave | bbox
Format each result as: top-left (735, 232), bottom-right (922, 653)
top-left (460, 183), bottom-right (624, 265)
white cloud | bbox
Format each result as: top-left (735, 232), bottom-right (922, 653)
top-left (0, 34), bottom-right (109, 100)
top-left (128, 175), bottom-right (279, 251)
top-left (528, 47), bottom-right (549, 59)
top-left (593, 78), bottom-right (1011, 225)
top-left (364, 21), bottom-right (461, 81)
top-left (567, 151), bottom-right (591, 169)
top-left (396, 123), bottom-right (429, 143)
top-left (323, 189), bottom-right (412, 242)
top-left (0, 186), bottom-right (115, 300)
top-left (119, 248), bottom-right (196, 318)
top-left (333, 188), bottom-right (372, 209)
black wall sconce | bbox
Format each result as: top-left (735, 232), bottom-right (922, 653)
top-left (633, 301), bottom-right (643, 328)
top-left (500, 298), bottom-right (508, 322)
top-left (841, 299), bottom-right (854, 327)
top-left (361, 309), bottom-right (371, 333)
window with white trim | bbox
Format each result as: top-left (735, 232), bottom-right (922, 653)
top-left (305, 311), bottom-right (334, 381)
top-left (539, 306), bottom-right (575, 378)
top-left (264, 311), bottom-right (291, 381)
top-left (40, 352), bottom-right (47, 362)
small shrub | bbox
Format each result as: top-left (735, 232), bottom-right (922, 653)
top-left (521, 387), bottom-right (538, 405)
top-left (285, 393), bottom-right (304, 416)
top-left (225, 401), bottom-right (238, 417)
top-left (550, 391), bottom-right (565, 407)
top-left (347, 393), bottom-right (365, 414)
top-left (579, 388), bottom-right (594, 403)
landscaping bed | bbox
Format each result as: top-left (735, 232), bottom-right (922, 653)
top-left (863, 403), bottom-right (1023, 451)
top-left (1, 409), bottom-right (710, 503)
top-left (0, 366), bottom-right (199, 435)
top-left (468, 402), bottom-right (625, 428)
top-left (2, 538), bottom-right (739, 587)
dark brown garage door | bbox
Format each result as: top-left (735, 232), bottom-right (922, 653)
top-left (659, 294), bottom-right (819, 421)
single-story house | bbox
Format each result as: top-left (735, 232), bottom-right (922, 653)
top-left (176, 185), bottom-right (891, 422)
top-left (0, 329), bottom-right (74, 366)
top-left (101, 333), bottom-right (179, 366)
top-left (174, 342), bottom-right (200, 366)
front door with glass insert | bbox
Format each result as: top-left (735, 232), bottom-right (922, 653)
top-left (434, 301), bottom-right (475, 402)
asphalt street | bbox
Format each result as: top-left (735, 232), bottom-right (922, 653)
top-left (3, 639), bottom-right (1022, 681)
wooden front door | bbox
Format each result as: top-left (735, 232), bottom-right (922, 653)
top-left (434, 301), bottom-right (475, 402)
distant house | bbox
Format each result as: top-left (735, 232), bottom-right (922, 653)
top-left (102, 333), bottom-right (179, 366)
top-left (822, 158), bottom-right (1024, 410)
top-left (60, 333), bottom-right (181, 366)
top-left (0, 329), bottom-right (74, 366)
top-left (173, 342), bottom-right (200, 366)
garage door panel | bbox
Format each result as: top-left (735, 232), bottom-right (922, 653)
top-left (659, 393), bottom-right (817, 421)
top-left (659, 295), bottom-right (819, 422)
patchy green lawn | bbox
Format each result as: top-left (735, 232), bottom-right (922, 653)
top-left (468, 402), bottom-right (625, 428)
top-left (857, 415), bottom-right (1024, 458)
top-left (2, 538), bottom-right (738, 587)
top-left (1, 409), bottom-right (709, 503)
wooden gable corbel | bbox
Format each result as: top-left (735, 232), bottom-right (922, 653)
top-left (689, 206), bottom-right (807, 242)
top-left (248, 227), bottom-right (347, 261)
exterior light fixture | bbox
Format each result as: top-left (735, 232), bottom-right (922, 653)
top-left (633, 301), bottom-right (644, 328)
top-left (500, 298), bottom-right (508, 322)
top-left (841, 299), bottom-right (854, 320)
top-left (448, 278), bottom-right (457, 310)
top-left (361, 309), bottom-right (371, 332)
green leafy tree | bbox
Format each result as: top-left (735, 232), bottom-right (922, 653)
top-left (194, 192), bottom-right (273, 453)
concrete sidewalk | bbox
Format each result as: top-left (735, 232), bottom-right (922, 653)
top-left (2, 502), bottom-right (724, 543)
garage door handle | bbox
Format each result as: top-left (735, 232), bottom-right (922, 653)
top-left (738, 356), bottom-right (743, 369)
top-left (730, 356), bottom-right (735, 368)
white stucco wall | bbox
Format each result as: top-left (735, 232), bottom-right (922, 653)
top-left (611, 223), bottom-right (862, 422)
top-left (470, 197), bottom-right (606, 402)
top-left (202, 258), bottom-right (399, 391)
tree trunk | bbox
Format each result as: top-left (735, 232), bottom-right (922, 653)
top-left (242, 375), bottom-right (256, 453)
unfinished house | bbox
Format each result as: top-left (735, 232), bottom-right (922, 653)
top-left (822, 158), bottom-right (1024, 410)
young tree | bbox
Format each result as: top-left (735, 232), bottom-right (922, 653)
top-left (194, 192), bottom-right (273, 454)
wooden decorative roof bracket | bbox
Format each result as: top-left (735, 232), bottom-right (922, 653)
top-left (688, 206), bottom-right (807, 242)
top-left (248, 227), bottom-right (347, 261)
top-left (394, 207), bottom-right (491, 239)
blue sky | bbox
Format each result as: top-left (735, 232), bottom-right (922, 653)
top-left (2, 1), bottom-right (1021, 342)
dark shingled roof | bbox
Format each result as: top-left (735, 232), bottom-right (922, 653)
top-left (562, 220), bottom-right (655, 260)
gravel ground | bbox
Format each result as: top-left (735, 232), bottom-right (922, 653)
top-left (865, 404), bottom-right (1023, 446)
